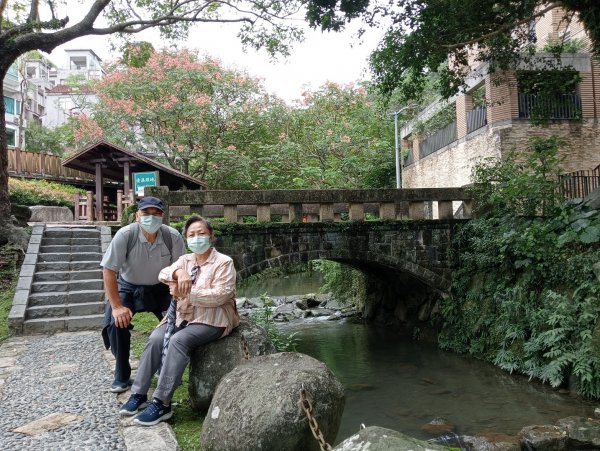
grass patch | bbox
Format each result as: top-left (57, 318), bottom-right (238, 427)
top-left (130, 312), bottom-right (204, 451)
top-left (0, 243), bottom-right (28, 342)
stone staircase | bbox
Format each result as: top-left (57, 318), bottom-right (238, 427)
top-left (9, 224), bottom-right (112, 335)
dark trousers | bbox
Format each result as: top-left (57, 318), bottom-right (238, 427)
top-left (102, 277), bottom-right (171, 384)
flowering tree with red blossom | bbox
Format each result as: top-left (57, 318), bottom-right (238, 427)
top-left (75, 49), bottom-right (284, 186)
top-left (0, 0), bottom-right (322, 234)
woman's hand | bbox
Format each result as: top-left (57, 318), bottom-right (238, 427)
top-left (174, 268), bottom-right (193, 298)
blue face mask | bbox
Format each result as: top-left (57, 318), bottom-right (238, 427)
top-left (139, 215), bottom-right (162, 233)
top-left (187, 236), bottom-right (211, 254)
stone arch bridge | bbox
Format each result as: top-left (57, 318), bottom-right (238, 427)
top-left (147, 186), bottom-right (471, 331)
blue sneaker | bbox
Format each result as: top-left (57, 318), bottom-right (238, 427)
top-left (120, 393), bottom-right (148, 416)
top-left (110, 379), bottom-right (133, 393)
top-left (133, 398), bottom-right (172, 426)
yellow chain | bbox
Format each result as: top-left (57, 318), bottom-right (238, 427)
top-left (299, 387), bottom-right (332, 451)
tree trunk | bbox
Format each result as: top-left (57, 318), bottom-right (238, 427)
top-left (0, 76), bottom-right (10, 219)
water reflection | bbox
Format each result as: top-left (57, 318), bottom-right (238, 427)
top-left (281, 321), bottom-right (593, 445)
top-left (241, 272), bottom-right (593, 445)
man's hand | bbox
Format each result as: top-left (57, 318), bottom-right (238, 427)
top-left (112, 306), bottom-right (133, 328)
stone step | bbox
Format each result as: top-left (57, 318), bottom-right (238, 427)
top-left (34, 269), bottom-right (103, 282)
top-left (44, 229), bottom-right (101, 238)
top-left (40, 244), bottom-right (102, 253)
top-left (36, 261), bottom-right (102, 272)
top-left (41, 237), bottom-right (101, 246)
top-left (28, 290), bottom-right (106, 306)
top-left (38, 252), bottom-right (103, 263)
top-left (22, 314), bottom-right (105, 334)
top-left (30, 279), bottom-right (104, 293)
top-left (26, 302), bottom-right (105, 319)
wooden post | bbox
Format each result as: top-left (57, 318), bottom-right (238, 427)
top-left (117, 189), bottom-right (123, 221)
top-left (73, 193), bottom-right (80, 220)
top-left (15, 147), bottom-right (21, 174)
top-left (40, 152), bottom-right (46, 176)
top-left (95, 163), bottom-right (104, 221)
top-left (86, 191), bottom-right (94, 221)
top-left (256, 205), bottom-right (271, 222)
top-left (123, 161), bottom-right (131, 198)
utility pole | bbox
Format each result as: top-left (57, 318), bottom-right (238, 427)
top-left (391, 105), bottom-right (412, 189)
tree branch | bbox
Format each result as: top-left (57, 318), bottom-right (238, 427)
top-left (441, 3), bottom-right (560, 49)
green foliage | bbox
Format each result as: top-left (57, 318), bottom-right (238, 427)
top-left (313, 260), bottom-right (364, 307)
top-left (250, 294), bottom-right (298, 351)
top-left (24, 122), bottom-right (72, 155)
top-left (9, 178), bottom-right (83, 207)
top-left (468, 136), bottom-right (564, 217)
top-left (413, 103), bottom-right (456, 136)
top-left (306, 1), bottom-right (600, 101)
top-left (542, 38), bottom-right (586, 54)
top-left (442, 136), bottom-right (600, 398)
top-left (0, 243), bottom-right (26, 342)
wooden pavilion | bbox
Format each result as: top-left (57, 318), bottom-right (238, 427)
top-left (62, 140), bottom-right (206, 221)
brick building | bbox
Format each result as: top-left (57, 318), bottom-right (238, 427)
top-left (401, 7), bottom-right (600, 191)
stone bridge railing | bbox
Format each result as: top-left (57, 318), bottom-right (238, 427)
top-left (146, 187), bottom-right (472, 223)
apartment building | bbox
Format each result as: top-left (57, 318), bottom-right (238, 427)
top-left (3, 48), bottom-right (104, 148)
top-left (401, 7), bottom-right (600, 191)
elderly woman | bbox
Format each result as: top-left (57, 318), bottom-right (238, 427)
top-left (120, 215), bottom-right (239, 426)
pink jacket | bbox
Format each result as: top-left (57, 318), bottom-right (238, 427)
top-left (158, 249), bottom-right (239, 337)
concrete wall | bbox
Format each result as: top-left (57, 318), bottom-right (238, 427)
top-left (404, 119), bottom-right (600, 189)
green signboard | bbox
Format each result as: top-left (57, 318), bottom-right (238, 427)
top-left (133, 171), bottom-right (160, 196)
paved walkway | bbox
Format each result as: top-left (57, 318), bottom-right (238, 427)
top-left (0, 331), bottom-right (178, 451)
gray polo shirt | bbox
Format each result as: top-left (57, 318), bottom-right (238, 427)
top-left (101, 223), bottom-right (186, 286)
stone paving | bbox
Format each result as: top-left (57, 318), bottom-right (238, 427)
top-left (0, 331), bottom-right (178, 451)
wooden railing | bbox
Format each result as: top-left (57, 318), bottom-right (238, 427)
top-left (146, 187), bottom-right (473, 223)
top-left (74, 190), bottom-right (134, 222)
top-left (7, 148), bottom-right (94, 182)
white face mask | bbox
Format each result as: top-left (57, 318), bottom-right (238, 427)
top-left (187, 236), bottom-right (211, 254)
top-left (139, 215), bottom-right (162, 233)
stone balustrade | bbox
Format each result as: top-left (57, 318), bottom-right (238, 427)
top-left (146, 187), bottom-right (473, 223)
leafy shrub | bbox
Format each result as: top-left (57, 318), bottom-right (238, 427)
top-left (442, 136), bottom-right (600, 398)
top-left (9, 178), bottom-right (83, 207)
top-left (250, 294), bottom-right (297, 351)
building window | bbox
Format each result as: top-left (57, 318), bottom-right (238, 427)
top-left (6, 63), bottom-right (18, 81)
top-left (4, 96), bottom-right (15, 114)
top-left (70, 56), bottom-right (87, 70)
top-left (6, 128), bottom-right (16, 148)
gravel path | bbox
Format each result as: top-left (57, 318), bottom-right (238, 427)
top-left (0, 331), bottom-right (126, 451)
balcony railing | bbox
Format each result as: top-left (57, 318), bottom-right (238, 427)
top-left (467, 106), bottom-right (487, 133)
top-left (559, 165), bottom-right (600, 199)
top-left (518, 93), bottom-right (581, 120)
top-left (419, 121), bottom-right (457, 159)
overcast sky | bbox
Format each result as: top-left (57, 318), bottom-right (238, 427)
top-left (47, 17), bottom-right (387, 104)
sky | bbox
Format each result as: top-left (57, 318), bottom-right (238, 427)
top-left (46, 15), bottom-right (387, 104)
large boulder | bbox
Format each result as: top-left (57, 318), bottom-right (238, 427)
top-left (333, 426), bottom-right (448, 451)
top-left (519, 424), bottom-right (568, 451)
top-left (461, 432), bottom-right (520, 451)
top-left (201, 352), bottom-right (345, 451)
top-left (556, 416), bottom-right (600, 449)
top-left (29, 205), bottom-right (73, 223)
top-left (10, 204), bottom-right (31, 227)
top-left (188, 317), bottom-right (276, 412)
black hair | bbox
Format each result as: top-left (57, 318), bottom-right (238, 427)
top-left (183, 215), bottom-right (213, 238)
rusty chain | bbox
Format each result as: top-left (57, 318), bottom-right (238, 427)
top-left (299, 386), bottom-right (332, 451)
top-left (240, 334), bottom-right (250, 360)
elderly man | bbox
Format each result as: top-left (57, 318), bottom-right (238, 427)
top-left (101, 196), bottom-right (186, 392)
